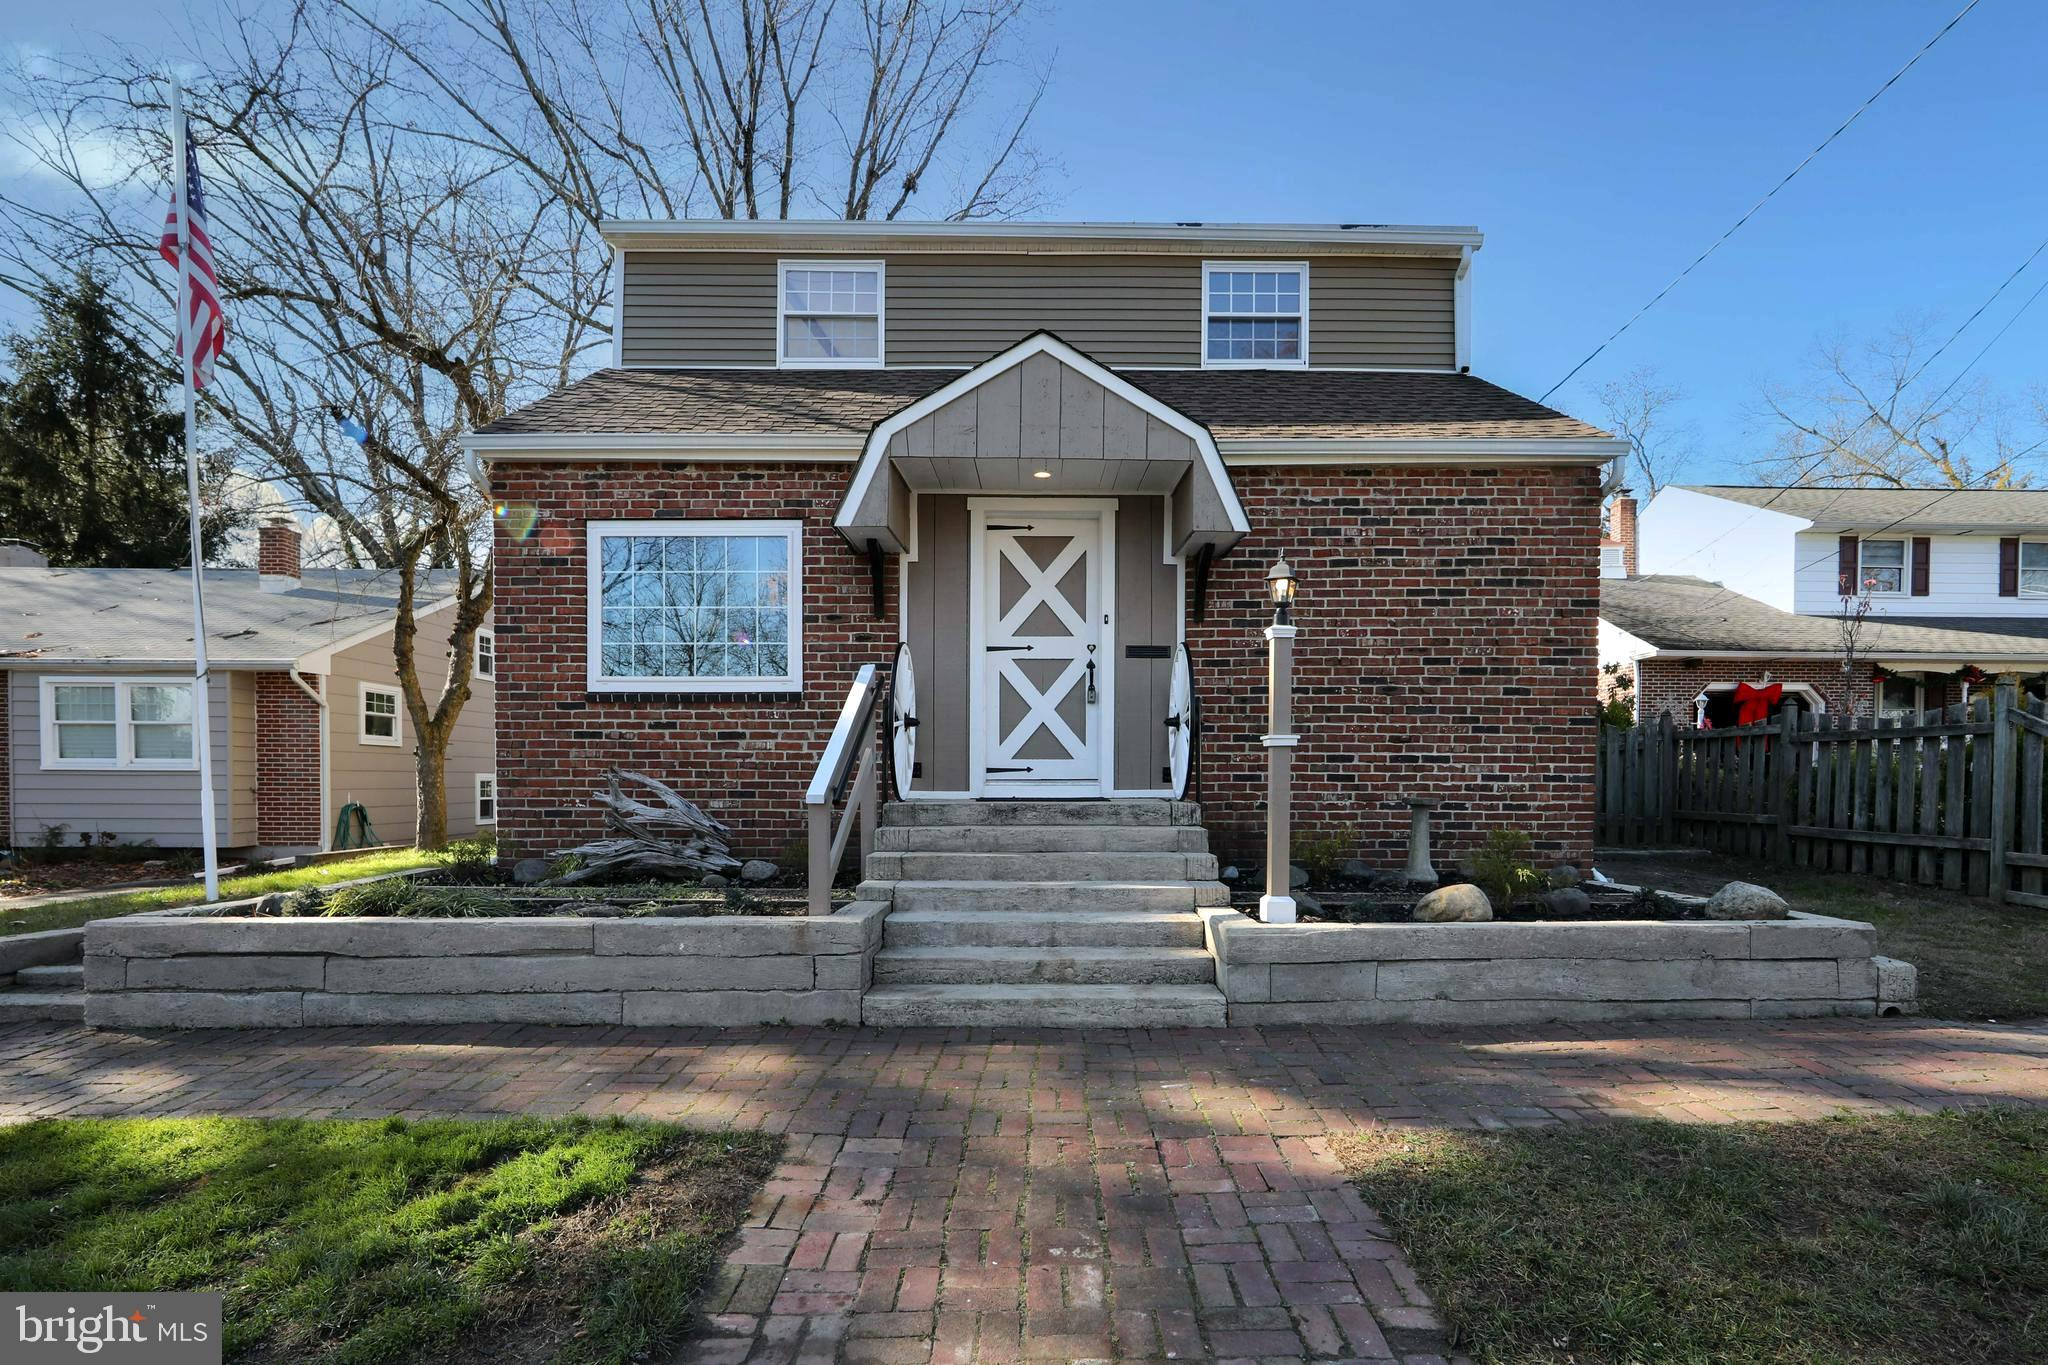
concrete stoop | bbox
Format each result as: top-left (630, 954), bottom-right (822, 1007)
top-left (0, 933), bottom-right (86, 1023)
top-left (861, 799), bottom-right (1228, 1027)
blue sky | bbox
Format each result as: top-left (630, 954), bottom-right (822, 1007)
top-left (11, 1), bottom-right (2046, 485)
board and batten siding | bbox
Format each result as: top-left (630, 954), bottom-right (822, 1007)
top-left (620, 251), bottom-right (1457, 370)
top-left (1792, 530), bottom-right (2048, 619)
top-left (229, 671), bottom-right (257, 841)
top-left (326, 612), bottom-right (496, 845)
top-left (903, 493), bottom-right (1176, 794)
top-left (7, 669), bottom-right (238, 849)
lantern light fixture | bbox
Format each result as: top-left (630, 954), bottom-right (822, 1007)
top-left (1266, 558), bottom-right (1298, 624)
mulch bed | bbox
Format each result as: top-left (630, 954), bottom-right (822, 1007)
top-left (1230, 882), bottom-right (1713, 924)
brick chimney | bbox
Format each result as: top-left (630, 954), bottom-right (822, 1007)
top-left (257, 514), bottom-right (302, 592)
top-left (1609, 491), bottom-right (1639, 577)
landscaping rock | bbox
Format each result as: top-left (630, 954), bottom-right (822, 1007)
top-left (1538, 887), bottom-right (1591, 918)
top-left (1704, 881), bottom-right (1790, 920)
top-left (1338, 859), bottom-right (1374, 882)
top-left (739, 859), bottom-right (779, 884)
top-left (1413, 883), bottom-right (1493, 923)
top-left (700, 874), bottom-right (730, 889)
top-left (1220, 865), bottom-right (1240, 882)
top-left (1294, 891), bottom-right (1324, 916)
top-left (1289, 864), bottom-right (1310, 890)
top-left (255, 893), bottom-right (287, 915)
top-left (1548, 862), bottom-right (1583, 889)
top-left (511, 858), bottom-right (552, 885)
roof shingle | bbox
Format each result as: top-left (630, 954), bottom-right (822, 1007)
top-left (1602, 574), bottom-right (2048, 657)
top-left (1681, 485), bottom-right (2048, 532)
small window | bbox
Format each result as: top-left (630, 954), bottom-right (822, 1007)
top-left (474, 630), bottom-right (495, 679)
top-left (778, 261), bottom-right (883, 367)
top-left (359, 682), bottom-right (401, 746)
top-left (1203, 261), bottom-right (1308, 368)
top-left (476, 773), bottom-right (497, 823)
top-left (587, 519), bottom-right (804, 693)
top-left (2020, 542), bottom-right (2048, 598)
top-left (1858, 538), bottom-right (1906, 594)
top-left (1879, 676), bottom-right (1925, 721)
top-left (40, 678), bottom-right (196, 770)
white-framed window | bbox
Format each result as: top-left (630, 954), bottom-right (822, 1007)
top-left (1879, 675), bottom-right (1927, 721)
top-left (476, 773), bottom-right (497, 823)
top-left (1858, 538), bottom-right (1906, 595)
top-left (38, 677), bottom-right (197, 770)
top-left (474, 629), bottom-right (496, 679)
top-left (359, 682), bottom-right (402, 746)
top-left (587, 519), bottom-right (804, 694)
top-left (2020, 542), bottom-right (2048, 598)
top-left (1600, 543), bottom-right (1626, 578)
top-left (1202, 261), bottom-right (1308, 368)
top-left (777, 261), bottom-right (884, 368)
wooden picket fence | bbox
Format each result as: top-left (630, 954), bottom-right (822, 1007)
top-left (1598, 679), bottom-right (2048, 906)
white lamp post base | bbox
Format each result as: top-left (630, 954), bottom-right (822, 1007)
top-left (1258, 893), bottom-right (1297, 925)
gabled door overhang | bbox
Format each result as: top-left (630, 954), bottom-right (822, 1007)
top-left (834, 331), bottom-right (1251, 560)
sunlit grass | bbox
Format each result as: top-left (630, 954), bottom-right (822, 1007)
top-left (1, 848), bottom-right (439, 936)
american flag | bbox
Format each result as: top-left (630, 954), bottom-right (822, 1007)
top-left (159, 120), bottom-right (226, 390)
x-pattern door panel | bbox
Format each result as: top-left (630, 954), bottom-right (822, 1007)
top-left (981, 517), bottom-right (1105, 791)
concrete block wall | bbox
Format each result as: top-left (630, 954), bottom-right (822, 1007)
top-left (1199, 907), bottom-right (1911, 1025)
top-left (84, 901), bottom-right (887, 1029)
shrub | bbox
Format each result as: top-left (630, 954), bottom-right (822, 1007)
top-left (1290, 830), bottom-right (1352, 886)
top-left (1468, 828), bottom-right (1543, 912)
top-left (434, 833), bottom-right (499, 881)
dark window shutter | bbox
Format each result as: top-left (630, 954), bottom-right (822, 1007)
top-left (1911, 537), bottom-right (1931, 596)
top-left (1837, 536), bottom-right (1858, 596)
top-left (2000, 537), bottom-right (2020, 597)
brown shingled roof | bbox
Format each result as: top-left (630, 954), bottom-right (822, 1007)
top-left (473, 367), bottom-right (1609, 443)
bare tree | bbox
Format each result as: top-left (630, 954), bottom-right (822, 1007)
top-left (1836, 574), bottom-right (1878, 717)
top-left (1595, 365), bottom-right (1691, 501)
top-left (0, 0), bottom-right (1052, 846)
top-left (1756, 323), bottom-right (2047, 488)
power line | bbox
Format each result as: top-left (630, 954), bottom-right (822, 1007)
top-left (1542, 0), bottom-right (1983, 403)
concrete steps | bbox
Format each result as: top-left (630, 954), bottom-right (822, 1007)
top-left (862, 983), bottom-right (1226, 1029)
top-left (0, 992), bottom-right (84, 1023)
top-left (864, 799), bottom-right (1225, 1027)
top-left (874, 945), bottom-right (1217, 986)
top-left (17, 964), bottom-right (82, 989)
top-left (0, 930), bottom-right (86, 1023)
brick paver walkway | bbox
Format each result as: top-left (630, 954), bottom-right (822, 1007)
top-left (3, 1017), bottom-right (2043, 1363)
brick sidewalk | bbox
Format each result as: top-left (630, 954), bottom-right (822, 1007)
top-left (2, 1016), bottom-right (2042, 1363)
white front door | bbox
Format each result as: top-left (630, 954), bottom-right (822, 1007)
top-left (972, 504), bottom-right (1113, 797)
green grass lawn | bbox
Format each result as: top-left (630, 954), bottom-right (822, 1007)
top-left (0, 1116), bottom-right (780, 1364)
top-left (1339, 1109), bottom-right (2047, 1365)
top-left (0, 848), bottom-right (439, 937)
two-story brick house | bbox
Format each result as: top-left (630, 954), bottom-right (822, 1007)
top-left (1603, 485), bottom-right (2048, 726)
top-left (469, 220), bottom-right (1622, 1023)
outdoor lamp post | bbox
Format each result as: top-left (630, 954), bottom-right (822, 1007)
top-left (1261, 558), bottom-right (1300, 924)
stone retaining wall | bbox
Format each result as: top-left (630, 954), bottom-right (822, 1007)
top-left (1199, 907), bottom-right (1917, 1025)
top-left (84, 902), bottom-right (887, 1029)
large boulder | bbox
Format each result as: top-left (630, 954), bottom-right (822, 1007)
top-left (511, 858), bottom-right (552, 886)
top-left (739, 859), bottom-right (779, 884)
top-left (1704, 881), bottom-right (1790, 920)
top-left (1413, 883), bottom-right (1493, 923)
top-left (1537, 886), bottom-right (1592, 918)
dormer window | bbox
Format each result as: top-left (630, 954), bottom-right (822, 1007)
top-left (1858, 538), bottom-right (1905, 595)
top-left (778, 261), bottom-right (883, 367)
top-left (1203, 262), bottom-right (1308, 368)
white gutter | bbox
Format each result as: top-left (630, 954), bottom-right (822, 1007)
top-left (465, 431), bottom-right (863, 460)
top-left (1638, 647), bottom-right (2048, 664)
top-left (287, 668), bottom-right (333, 851)
top-left (600, 219), bottom-right (1484, 254)
top-left (0, 657), bottom-right (298, 670)
top-left (467, 432), bottom-right (1630, 465)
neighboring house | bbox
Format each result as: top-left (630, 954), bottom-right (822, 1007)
top-left (0, 519), bottom-right (496, 855)
top-left (1601, 484), bottom-right (2048, 727)
top-left (468, 219), bottom-right (1626, 868)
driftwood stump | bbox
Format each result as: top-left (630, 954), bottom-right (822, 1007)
top-left (552, 769), bottom-right (743, 883)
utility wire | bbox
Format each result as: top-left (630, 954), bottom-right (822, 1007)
top-left (1543, 0), bottom-right (1983, 403)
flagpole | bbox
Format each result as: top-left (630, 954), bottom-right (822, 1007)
top-left (172, 76), bottom-right (221, 901)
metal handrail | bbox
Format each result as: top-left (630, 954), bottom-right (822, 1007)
top-left (805, 664), bottom-right (881, 914)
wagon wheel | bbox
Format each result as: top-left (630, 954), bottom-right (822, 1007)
top-left (886, 641), bottom-right (919, 800)
top-left (1165, 642), bottom-right (1196, 800)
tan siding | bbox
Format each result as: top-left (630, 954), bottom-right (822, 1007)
top-left (1310, 257), bottom-right (1456, 368)
top-left (1114, 496), bottom-right (1177, 792)
top-left (8, 670), bottom-right (236, 849)
top-left (618, 250), bottom-right (1457, 370)
top-left (325, 611), bottom-right (495, 845)
top-left (228, 671), bottom-right (256, 844)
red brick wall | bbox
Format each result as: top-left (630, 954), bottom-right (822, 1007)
top-left (1186, 465), bottom-right (1601, 867)
top-left (257, 522), bottom-right (301, 580)
top-left (489, 461), bottom-right (1600, 868)
top-left (488, 463), bottom-right (896, 861)
top-left (256, 671), bottom-right (325, 846)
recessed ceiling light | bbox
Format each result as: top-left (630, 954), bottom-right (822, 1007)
top-left (1032, 469), bottom-right (1052, 479)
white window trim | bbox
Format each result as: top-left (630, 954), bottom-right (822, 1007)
top-left (585, 518), bottom-right (805, 695)
top-left (358, 681), bottom-right (403, 747)
top-left (476, 772), bottom-right (497, 824)
top-left (474, 629), bottom-right (496, 678)
top-left (776, 259), bottom-right (885, 369)
top-left (1857, 536), bottom-right (1908, 597)
top-left (2019, 540), bottom-right (2048, 599)
top-left (1691, 681), bottom-right (1829, 727)
top-left (37, 676), bottom-right (200, 771)
top-left (1201, 259), bottom-right (1310, 370)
